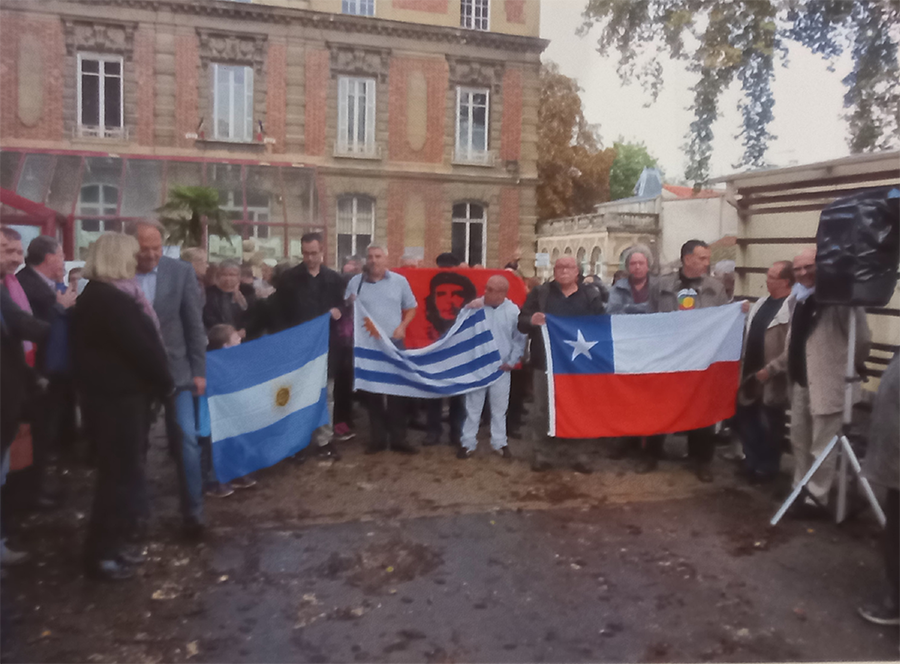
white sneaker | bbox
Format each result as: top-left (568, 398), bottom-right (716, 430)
top-left (1, 542), bottom-right (30, 566)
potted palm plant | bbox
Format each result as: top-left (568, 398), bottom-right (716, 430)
top-left (156, 185), bottom-right (235, 248)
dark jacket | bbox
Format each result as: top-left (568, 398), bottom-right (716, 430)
top-left (1, 285), bottom-right (49, 449)
top-left (518, 281), bottom-right (605, 370)
top-left (607, 276), bottom-right (657, 315)
top-left (71, 281), bottom-right (174, 399)
top-left (647, 271), bottom-right (727, 313)
top-left (203, 286), bottom-right (248, 331)
top-left (16, 265), bottom-right (64, 372)
top-left (863, 353), bottom-right (899, 490)
top-left (268, 264), bottom-right (344, 331)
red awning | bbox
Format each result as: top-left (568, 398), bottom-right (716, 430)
top-left (0, 188), bottom-right (65, 221)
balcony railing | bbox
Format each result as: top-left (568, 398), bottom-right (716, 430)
top-left (333, 141), bottom-right (382, 160)
top-left (74, 125), bottom-right (129, 140)
top-left (452, 148), bottom-right (497, 167)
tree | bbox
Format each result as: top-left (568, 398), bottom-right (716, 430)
top-left (608, 141), bottom-right (661, 200)
top-left (579, 0), bottom-right (899, 184)
top-left (156, 186), bottom-right (235, 248)
top-left (537, 63), bottom-right (617, 221)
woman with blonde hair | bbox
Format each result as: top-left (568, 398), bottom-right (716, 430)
top-left (72, 231), bottom-right (174, 581)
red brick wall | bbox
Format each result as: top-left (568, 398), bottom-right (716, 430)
top-left (0, 13), bottom-right (18, 141)
top-left (134, 28), bottom-right (155, 146)
top-left (500, 67), bottom-right (522, 161)
top-left (388, 57), bottom-right (448, 163)
top-left (498, 186), bottom-right (520, 265)
top-left (386, 180), bottom-right (445, 265)
top-left (386, 181), bottom-right (406, 263)
top-left (304, 49), bottom-right (329, 156)
top-left (266, 43), bottom-right (287, 154)
top-left (505, 0), bottom-right (526, 24)
top-left (174, 33), bottom-right (198, 149)
top-left (421, 183), bottom-right (445, 264)
top-left (0, 13), bottom-right (64, 142)
top-left (393, 0), bottom-right (448, 12)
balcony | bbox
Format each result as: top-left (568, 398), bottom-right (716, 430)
top-left (333, 141), bottom-right (382, 160)
top-left (452, 148), bottom-right (497, 167)
top-left (74, 125), bottom-right (129, 141)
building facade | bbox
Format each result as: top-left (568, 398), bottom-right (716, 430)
top-left (0, 0), bottom-right (544, 270)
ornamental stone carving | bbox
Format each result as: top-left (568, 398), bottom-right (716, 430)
top-left (63, 19), bottom-right (136, 58)
top-left (328, 44), bottom-right (390, 83)
top-left (197, 29), bottom-right (267, 72)
top-left (447, 56), bottom-right (504, 92)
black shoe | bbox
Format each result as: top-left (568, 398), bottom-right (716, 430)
top-left (748, 470), bottom-right (777, 485)
top-left (317, 443), bottom-right (342, 461)
top-left (635, 457), bottom-right (657, 474)
top-left (858, 596), bottom-right (900, 626)
top-left (449, 435), bottom-right (462, 447)
top-left (787, 497), bottom-right (828, 520)
top-left (497, 446), bottom-right (512, 459)
top-left (116, 547), bottom-right (147, 566)
top-left (365, 443), bottom-right (387, 455)
top-left (695, 464), bottom-right (713, 483)
top-left (182, 520), bottom-right (206, 542)
top-left (391, 442), bottom-right (419, 455)
top-left (85, 559), bottom-right (135, 581)
top-left (508, 430), bottom-right (522, 440)
top-left (421, 435), bottom-right (441, 447)
top-left (457, 447), bottom-right (473, 460)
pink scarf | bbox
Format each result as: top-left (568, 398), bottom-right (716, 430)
top-left (4, 273), bottom-right (35, 364)
top-left (111, 278), bottom-right (162, 337)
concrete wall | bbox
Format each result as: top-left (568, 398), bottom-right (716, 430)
top-left (659, 196), bottom-right (738, 267)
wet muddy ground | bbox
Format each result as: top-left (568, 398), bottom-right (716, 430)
top-left (2, 416), bottom-right (897, 663)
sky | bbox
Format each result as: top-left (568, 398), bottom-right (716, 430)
top-left (539, 0), bottom-right (854, 182)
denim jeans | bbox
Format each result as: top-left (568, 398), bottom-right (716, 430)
top-left (735, 401), bottom-right (785, 476)
top-left (165, 390), bottom-right (204, 523)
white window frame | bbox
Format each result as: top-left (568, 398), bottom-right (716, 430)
top-left (342, 0), bottom-right (375, 15)
top-left (76, 52), bottom-right (124, 138)
top-left (212, 63), bottom-right (255, 142)
top-left (337, 77), bottom-right (377, 156)
top-left (460, 0), bottom-right (489, 30)
top-left (451, 202), bottom-right (486, 266)
top-left (336, 195), bottom-right (375, 262)
top-left (455, 86), bottom-right (490, 163)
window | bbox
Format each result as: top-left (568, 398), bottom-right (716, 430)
top-left (337, 77), bottom-right (376, 156)
top-left (220, 189), bottom-right (271, 239)
top-left (77, 54), bottom-right (123, 138)
top-left (591, 247), bottom-right (603, 276)
top-left (212, 63), bottom-right (254, 141)
top-left (336, 196), bottom-right (374, 262)
top-left (78, 184), bottom-right (119, 233)
top-left (451, 202), bottom-right (485, 266)
top-left (342, 0), bottom-right (374, 15)
top-left (460, 0), bottom-right (489, 30)
top-left (455, 87), bottom-right (490, 163)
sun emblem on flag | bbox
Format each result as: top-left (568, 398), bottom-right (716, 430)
top-left (363, 317), bottom-right (381, 339)
top-left (275, 386), bottom-right (291, 407)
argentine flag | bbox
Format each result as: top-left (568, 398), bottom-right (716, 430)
top-left (354, 302), bottom-right (503, 398)
top-left (207, 314), bottom-right (329, 483)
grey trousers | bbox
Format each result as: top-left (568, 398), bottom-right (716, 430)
top-left (790, 384), bottom-right (842, 503)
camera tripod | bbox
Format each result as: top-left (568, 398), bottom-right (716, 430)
top-left (771, 313), bottom-right (886, 527)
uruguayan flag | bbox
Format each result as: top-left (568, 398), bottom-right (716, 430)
top-left (207, 314), bottom-right (329, 483)
top-left (354, 302), bottom-right (503, 398)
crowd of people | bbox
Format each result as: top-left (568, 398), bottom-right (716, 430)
top-left (0, 223), bottom-right (895, 625)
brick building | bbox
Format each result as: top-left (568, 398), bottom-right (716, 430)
top-left (0, 0), bottom-right (545, 271)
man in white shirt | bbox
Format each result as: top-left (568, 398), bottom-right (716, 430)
top-left (459, 275), bottom-right (527, 459)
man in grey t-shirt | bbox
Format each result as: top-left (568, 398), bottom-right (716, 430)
top-left (345, 245), bottom-right (418, 454)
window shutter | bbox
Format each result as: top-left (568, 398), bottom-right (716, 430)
top-left (365, 79), bottom-right (376, 151)
top-left (245, 67), bottom-right (254, 141)
top-left (338, 77), bottom-right (349, 152)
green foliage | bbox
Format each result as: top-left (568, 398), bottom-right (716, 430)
top-left (608, 141), bottom-right (661, 200)
top-left (156, 186), bottom-right (235, 249)
top-left (580, 0), bottom-right (899, 184)
top-left (538, 63), bottom-right (618, 221)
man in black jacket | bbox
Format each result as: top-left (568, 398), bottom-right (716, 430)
top-left (268, 232), bottom-right (345, 457)
top-left (518, 256), bottom-right (605, 471)
top-left (1, 231), bottom-right (50, 565)
top-left (17, 236), bottom-right (77, 507)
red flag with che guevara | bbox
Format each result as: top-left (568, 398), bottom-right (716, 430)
top-left (394, 268), bottom-right (527, 349)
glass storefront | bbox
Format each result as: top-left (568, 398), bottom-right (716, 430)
top-left (0, 151), bottom-right (319, 264)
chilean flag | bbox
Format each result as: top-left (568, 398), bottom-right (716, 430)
top-left (543, 303), bottom-right (745, 438)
